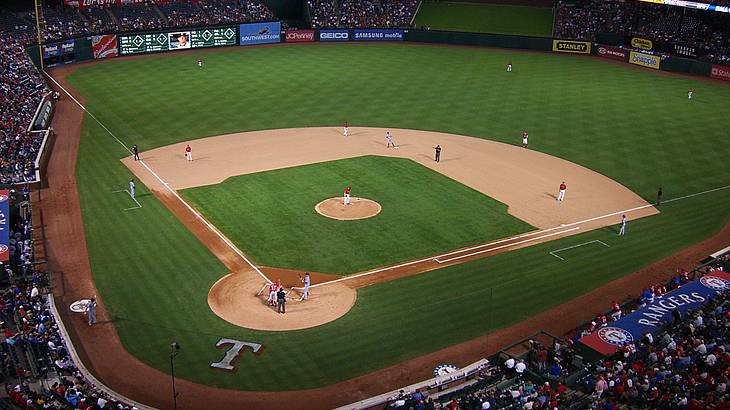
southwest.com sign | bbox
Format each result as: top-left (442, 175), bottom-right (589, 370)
top-left (319, 29), bottom-right (349, 42)
top-left (239, 21), bottom-right (281, 45)
top-left (629, 51), bottom-right (661, 70)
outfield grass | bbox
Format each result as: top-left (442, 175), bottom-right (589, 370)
top-left (413, 2), bottom-right (554, 36)
top-left (67, 44), bottom-right (730, 390)
top-left (181, 156), bottom-right (532, 274)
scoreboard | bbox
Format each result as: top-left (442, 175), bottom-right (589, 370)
top-left (119, 27), bottom-right (237, 55)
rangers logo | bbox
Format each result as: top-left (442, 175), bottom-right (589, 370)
top-left (0, 245), bottom-right (7, 253)
top-left (70, 299), bottom-right (92, 313)
top-left (597, 327), bottom-right (634, 346)
top-left (0, 193), bottom-right (8, 202)
top-left (433, 364), bottom-right (460, 377)
top-left (700, 276), bottom-right (730, 291)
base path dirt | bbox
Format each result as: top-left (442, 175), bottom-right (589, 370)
top-left (315, 197), bottom-right (382, 220)
top-left (40, 59), bottom-right (730, 410)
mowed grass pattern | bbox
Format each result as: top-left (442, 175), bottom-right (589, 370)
top-left (66, 44), bottom-right (730, 390)
top-left (181, 156), bottom-right (533, 273)
top-left (414, 2), bottom-right (554, 36)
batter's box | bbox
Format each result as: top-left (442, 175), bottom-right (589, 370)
top-left (549, 240), bottom-right (610, 261)
top-left (111, 189), bottom-right (142, 211)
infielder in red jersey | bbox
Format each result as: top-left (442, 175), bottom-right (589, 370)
top-left (343, 186), bottom-right (351, 205)
top-left (184, 144), bottom-right (193, 161)
top-left (343, 120), bottom-right (349, 137)
top-left (522, 131), bottom-right (529, 148)
top-left (557, 181), bottom-right (566, 201)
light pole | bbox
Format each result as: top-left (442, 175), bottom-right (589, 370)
top-left (170, 342), bottom-right (181, 410)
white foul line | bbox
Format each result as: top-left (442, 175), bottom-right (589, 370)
top-left (112, 189), bottom-right (142, 210)
top-left (46, 72), bottom-right (272, 285)
top-left (436, 227), bottom-right (580, 264)
top-left (549, 239), bottom-right (610, 261)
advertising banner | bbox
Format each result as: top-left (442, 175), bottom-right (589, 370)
top-left (673, 44), bottom-right (698, 58)
top-left (0, 190), bottom-right (8, 262)
top-left (285, 30), bottom-right (314, 43)
top-left (92, 34), bottom-right (118, 59)
top-left (239, 21), bottom-right (281, 45)
top-left (579, 272), bottom-right (730, 356)
top-left (42, 39), bottom-right (75, 59)
top-left (596, 44), bottom-right (626, 61)
top-left (319, 29), bottom-right (349, 42)
top-left (119, 26), bottom-right (237, 55)
top-left (552, 39), bottom-right (591, 54)
top-left (353, 29), bottom-right (404, 41)
top-left (630, 37), bottom-right (653, 50)
top-left (711, 65), bottom-right (730, 82)
top-left (629, 51), bottom-right (661, 69)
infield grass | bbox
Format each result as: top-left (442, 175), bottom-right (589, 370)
top-left (181, 156), bottom-right (532, 274)
top-left (66, 44), bottom-right (730, 390)
top-left (413, 2), bottom-right (554, 36)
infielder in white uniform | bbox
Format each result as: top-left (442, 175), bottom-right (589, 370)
top-left (386, 131), bottom-right (396, 148)
top-left (129, 179), bottom-right (136, 198)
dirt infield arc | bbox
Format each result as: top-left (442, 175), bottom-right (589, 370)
top-left (120, 126), bottom-right (659, 331)
top-left (40, 62), bottom-right (730, 410)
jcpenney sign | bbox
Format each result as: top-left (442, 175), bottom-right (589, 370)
top-left (285, 30), bottom-right (314, 43)
top-left (596, 44), bottom-right (626, 61)
top-left (319, 29), bottom-right (349, 42)
top-left (711, 65), bottom-right (730, 82)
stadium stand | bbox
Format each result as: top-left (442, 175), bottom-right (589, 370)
top-left (554, 0), bottom-right (730, 65)
top-left (307, 0), bottom-right (420, 29)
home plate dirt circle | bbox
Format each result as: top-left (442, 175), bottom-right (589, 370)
top-left (315, 197), bottom-right (382, 221)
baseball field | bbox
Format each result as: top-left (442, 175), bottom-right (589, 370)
top-left (46, 43), bottom-right (730, 406)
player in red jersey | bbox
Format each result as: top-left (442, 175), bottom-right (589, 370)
top-left (184, 144), bottom-right (193, 161)
top-left (557, 181), bottom-right (566, 201)
top-left (343, 186), bottom-right (351, 205)
top-left (522, 131), bottom-right (529, 148)
top-left (267, 280), bottom-right (280, 306)
top-left (343, 120), bottom-right (349, 137)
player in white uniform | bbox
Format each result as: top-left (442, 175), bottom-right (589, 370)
top-left (507, 61), bottom-right (512, 72)
top-left (129, 179), bottom-right (135, 198)
top-left (687, 88), bottom-right (693, 100)
top-left (385, 131), bottom-right (396, 148)
top-left (301, 272), bottom-right (310, 300)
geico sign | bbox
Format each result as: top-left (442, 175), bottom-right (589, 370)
top-left (321, 32), bottom-right (348, 39)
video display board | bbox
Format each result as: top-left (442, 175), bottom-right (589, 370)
top-left (119, 27), bottom-right (237, 55)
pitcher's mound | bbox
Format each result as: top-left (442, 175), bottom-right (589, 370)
top-left (315, 197), bottom-right (382, 221)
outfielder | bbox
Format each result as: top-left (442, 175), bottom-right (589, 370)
top-left (197, 58), bottom-right (203, 68)
top-left (129, 179), bottom-right (136, 199)
top-left (343, 120), bottom-right (349, 137)
top-left (386, 130), bottom-right (396, 148)
top-left (185, 144), bottom-right (193, 161)
top-left (557, 181), bottom-right (566, 201)
top-left (343, 186), bottom-right (351, 205)
top-left (688, 88), bottom-right (693, 100)
top-left (522, 131), bottom-right (529, 148)
top-left (507, 61), bottom-right (512, 72)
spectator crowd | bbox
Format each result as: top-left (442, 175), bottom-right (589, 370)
top-left (308, 0), bottom-right (420, 29)
top-left (554, 0), bottom-right (730, 66)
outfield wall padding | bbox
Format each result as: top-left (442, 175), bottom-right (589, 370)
top-left (405, 29), bottom-right (552, 51)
